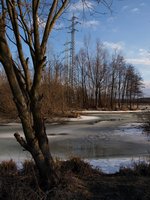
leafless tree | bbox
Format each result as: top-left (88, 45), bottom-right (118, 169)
top-left (76, 48), bottom-right (88, 108)
top-left (125, 65), bottom-right (143, 109)
top-left (0, 0), bottom-right (69, 191)
top-left (0, 0), bottom-right (114, 191)
top-left (94, 41), bottom-right (107, 108)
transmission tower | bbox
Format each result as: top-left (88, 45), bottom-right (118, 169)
top-left (68, 14), bottom-right (80, 88)
top-left (63, 15), bottom-right (80, 106)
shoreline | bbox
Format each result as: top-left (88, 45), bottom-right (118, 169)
top-left (0, 109), bottom-right (148, 124)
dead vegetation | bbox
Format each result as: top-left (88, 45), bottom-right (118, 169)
top-left (140, 112), bottom-right (150, 136)
top-left (0, 158), bottom-right (150, 200)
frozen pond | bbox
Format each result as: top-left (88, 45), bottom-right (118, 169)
top-left (0, 112), bottom-right (150, 173)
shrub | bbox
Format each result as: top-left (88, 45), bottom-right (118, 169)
top-left (119, 161), bottom-right (150, 176)
top-left (59, 157), bottom-right (101, 177)
top-left (0, 159), bottom-right (17, 175)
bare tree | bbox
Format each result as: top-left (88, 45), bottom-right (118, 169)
top-left (94, 41), bottom-right (107, 108)
top-left (110, 53), bottom-right (118, 110)
top-left (125, 65), bottom-right (143, 110)
top-left (76, 48), bottom-right (88, 108)
top-left (0, 0), bottom-right (114, 191)
top-left (0, 0), bottom-right (69, 191)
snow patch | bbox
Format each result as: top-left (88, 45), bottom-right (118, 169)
top-left (65, 115), bottom-right (100, 122)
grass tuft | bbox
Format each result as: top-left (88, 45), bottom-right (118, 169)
top-left (0, 159), bottom-right (17, 175)
top-left (58, 157), bottom-right (101, 177)
top-left (21, 160), bottom-right (37, 175)
top-left (118, 161), bottom-right (150, 176)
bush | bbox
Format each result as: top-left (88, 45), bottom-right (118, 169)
top-left (119, 161), bottom-right (150, 176)
top-left (0, 159), bottom-right (17, 175)
top-left (21, 160), bottom-right (37, 175)
top-left (58, 157), bottom-right (101, 177)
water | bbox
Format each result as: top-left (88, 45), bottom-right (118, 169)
top-left (0, 112), bottom-right (150, 173)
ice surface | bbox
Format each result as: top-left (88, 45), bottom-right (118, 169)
top-left (88, 157), bottom-right (150, 173)
top-left (0, 112), bottom-right (150, 173)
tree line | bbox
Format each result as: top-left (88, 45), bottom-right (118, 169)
top-left (0, 40), bottom-right (143, 117)
top-left (41, 40), bottom-right (143, 115)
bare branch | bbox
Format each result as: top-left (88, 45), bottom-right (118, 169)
top-left (6, 0), bottom-right (31, 91)
top-left (41, 0), bottom-right (69, 54)
top-left (14, 132), bottom-right (29, 150)
top-left (32, 0), bottom-right (41, 54)
top-left (17, 1), bottom-right (35, 55)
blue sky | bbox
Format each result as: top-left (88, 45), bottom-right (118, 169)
top-left (49, 0), bottom-right (150, 97)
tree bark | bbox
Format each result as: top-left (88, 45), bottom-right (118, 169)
top-left (0, 15), bottom-right (58, 191)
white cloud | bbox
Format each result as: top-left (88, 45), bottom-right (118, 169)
top-left (125, 48), bottom-right (150, 96)
top-left (131, 8), bottom-right (139, 13)
top-left (126, 48), bottom-right (150, 65)
top-left (54, 22), bottom-right (64, 30)
top-left (39, 17), bottom-right (65, 30)
top-left (82, 20), bottom-right (99, 28)
top-left (103, 41), bottom-right (124, 51)
top-left (122, 5), bottom-right (129, 11)
top-left (38, 16), bottom-right (46, 28)
top-left (144, 81), bottom-right (150, 88)
top-left (140, 3), bottom-right (145, 7)
top-left (69, 1), bottom-right (94, 12)
top-left (112, 28), bottom-right (118, 33)
top-left (139, 48), bottom-right (150, 57)
top-left (126, 58), bottom-right (150, 66)
top-left (142, 81), bottom-right (150, 96)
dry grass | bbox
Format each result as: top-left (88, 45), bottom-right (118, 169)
top-left (0, 159), bottom-right (17, 175)
top-left (118, 161), bottom-right (150, 176)
top-left (57, 157), bottom-right (102, 177)
top-left (0, 158), bottom-right (150, 200)
top-left (140, 112), bottom-right (150, 136)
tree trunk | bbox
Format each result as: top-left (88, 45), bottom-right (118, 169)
top-left (31, 97), bottom-right (59, 189)
top-left (0, 21), bottom-right (59, 190)
top-left (95, 85), bottom-right (98, 109)
top-left (15, 96), bottom-right (59, 190)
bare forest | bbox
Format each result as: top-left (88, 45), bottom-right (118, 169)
top-left (0, 41), bottom-right (143, 118)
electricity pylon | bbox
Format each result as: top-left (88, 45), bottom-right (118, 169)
top-left (68, 14), bottom-right (80, 88)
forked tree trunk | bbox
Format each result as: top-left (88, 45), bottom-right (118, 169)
top-left (13, 78), bottom-right (59, 190)
top-left (7, 61), bottom-right (59, 190)
top-left (0, 17), bottom-right (59, 190)
top-left (16, 110), bottom-right (59, 190)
